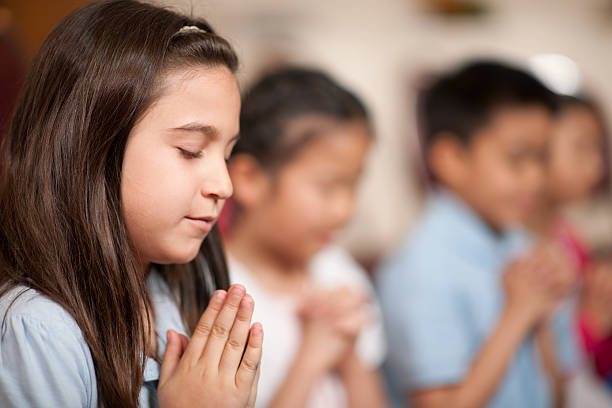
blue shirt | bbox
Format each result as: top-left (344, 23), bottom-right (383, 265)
top-left (0, 271), bottom-right (188, 407)
top-left (376, 191), bottom-right (577, 408)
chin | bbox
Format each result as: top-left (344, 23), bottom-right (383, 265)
top-left (156, 245), bottom-right (202, 265)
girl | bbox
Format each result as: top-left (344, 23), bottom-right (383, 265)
top-left (0, 1), bottom-right (262, 407)
top-left (527, 94), bottom-right (612, 389)
top-left (221, 67), bottom-right (389, 408)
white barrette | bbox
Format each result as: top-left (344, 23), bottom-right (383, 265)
top-left (177, 25), bottom-right (207, 34)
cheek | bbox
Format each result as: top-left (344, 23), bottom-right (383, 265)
top-left (471, 152), bottom-right (537, 223)
top-left (123, 152), bottom-right (191, 220)
top-left (293, 183), bottom-right (333, 227)
top-left (267, 183), bottom-right (324, 241)
top-left (472, 153), bottom-right (520, 198)
top-left (121, 145), bottom-right (200, 262)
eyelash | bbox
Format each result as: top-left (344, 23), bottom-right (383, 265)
top-left (178, 148), bottom-right (202, 159)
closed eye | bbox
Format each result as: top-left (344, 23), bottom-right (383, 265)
top-left (178, 147), bottom-right (202, 159)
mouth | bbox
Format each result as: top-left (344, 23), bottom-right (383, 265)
top-left (185, 216), bottom-right (216, 232)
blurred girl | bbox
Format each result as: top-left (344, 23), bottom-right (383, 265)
top-left (527, 94), bottom-right (612, 388)
top-left (222, 67), bottom-right (388, 408)
top-left (0, 1), bottom-right (262, 407)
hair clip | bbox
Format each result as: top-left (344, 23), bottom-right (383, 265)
top-left (176, 25), bottom-right (207, 35)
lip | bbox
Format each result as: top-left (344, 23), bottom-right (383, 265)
top-left (185, 216), bottom-right (216, 233)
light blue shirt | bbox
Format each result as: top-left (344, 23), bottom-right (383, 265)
top-left (377, 191), bottom-right (577, 408)
top-left (0, 271), bottom-right (188, 407)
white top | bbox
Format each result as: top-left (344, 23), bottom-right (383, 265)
top-left (229, 245), bottom-right (386, 408)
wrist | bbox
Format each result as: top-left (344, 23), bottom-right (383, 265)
top-left (337, 347), bottom-right (359, 375)
top-left (504, 300), bottom-right (540, 332)
top-left (294, 343), bottom-right (330, 380)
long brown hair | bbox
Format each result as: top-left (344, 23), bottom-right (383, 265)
top-left (0, 1), bottom-right (236, 406)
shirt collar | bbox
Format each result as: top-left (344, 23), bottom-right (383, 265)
top-left (430, 188), bottom-right (530, 261)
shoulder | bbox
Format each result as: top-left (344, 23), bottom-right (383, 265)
top-left (1, 285), bottom-right (83, 336)
top-left (376, 193), bottom-right (483, 289)
top-left (0, 286), bottom-right (97, 407)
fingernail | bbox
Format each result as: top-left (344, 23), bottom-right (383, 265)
top-left (229, 284), bottom-right (246, 298)
top-left (214, 290), bottom-right (227, 302)
top-left (240, 294), bottom-right (254, 309)
top-left (251, 323), bottom-right (263, 337)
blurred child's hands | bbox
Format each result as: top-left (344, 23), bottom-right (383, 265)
top-left (157, 285), bottom-right (263, 408)
top-left (297, 287), bottom-right (371, 374)
top-left (530, 244), bottom-right (577, 302)
top-left (503, 245), bottom-right (576, 324)
top-left (581, 260), bottom-right (612, 337)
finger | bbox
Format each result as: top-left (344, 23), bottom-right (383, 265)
top-left (335, 309), bottom-right (371, 336)
top-left (160, 330), bottom-right (182, 383)
top-left (182, 290), bottom-right (226, 365)
top-left (297, 293), bottom-right (322, 318)
top-left (320, 288), bottom-right (361, 315)
top-left (246, 363), bottom-right (261, 408)
top-left (178, 332), bottom-right (189, 352)
top-left (301, 291), bottom-right (333, 319)
top-left (338, 290), bottom-right (369, 312)
top-left (236, 322), bottom-right (263, 391)
top-left (200, 284), bottom-right (246, 368)
top-left (219, 293), bottom-right (254, 375)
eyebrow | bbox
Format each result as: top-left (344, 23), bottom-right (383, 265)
top-left (171, 122), bottom-right (220, 138)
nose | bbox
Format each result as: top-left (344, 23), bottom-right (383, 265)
top-left (201, 159), bottom-right (233, 201)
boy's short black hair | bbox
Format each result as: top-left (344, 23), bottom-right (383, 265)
top-left (418, 60), bottom-right (558, 148)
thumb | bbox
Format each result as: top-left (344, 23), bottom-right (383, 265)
top-left (160, 330), bottom-right (182, 383)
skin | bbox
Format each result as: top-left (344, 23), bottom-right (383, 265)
top-left (430, 106), bottom-right (552, 232)
top-left (121, 65), bottom-right (263, 407)
top-left (528, 105), bottom-right (612, 351)
top-left (581, 259), bottom-right (612, 338)
top-left (228, 118), bottom-right (388, 408)
top-left (231, 118), bottom-right (372, 267)
top-left (414, 106), bottom-right (574, 408)
top-left (545, 106), bottom-right (605, 204)
top-left (411, 248), bottom-right (574, 408)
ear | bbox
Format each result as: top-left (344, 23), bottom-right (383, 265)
top-left (227, 154), bottom-right (270, 210)
top-left (428, 133), bottom-right (470, 189)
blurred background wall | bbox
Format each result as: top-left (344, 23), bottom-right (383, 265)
top-left (157, 0), bottom-right (612, 265)
top-left (3, 0), bottom-right (612, 266)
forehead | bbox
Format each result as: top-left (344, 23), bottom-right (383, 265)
top-left (475, 105), bottom-right (552, 148)
top-left (140, 65), bottom-right (241, 133)
top-left (557, 106), bottom-right (603, 134)
top-left (282, 120), bottom-right (371, 171)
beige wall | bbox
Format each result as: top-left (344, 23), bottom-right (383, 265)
top-left (14, 0), bottom-right (612, 259)
top-left (153, 0), bottom-right (612, 259)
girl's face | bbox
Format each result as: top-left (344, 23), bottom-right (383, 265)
top-left (122, 66), bottom-right (240, 267)
top-left (245, 119), bottom-right (370, 264)
top-left (546, 106), bottom-right (605, 204)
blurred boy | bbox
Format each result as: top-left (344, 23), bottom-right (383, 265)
top-left (377, 61), bottom-right (577, 408)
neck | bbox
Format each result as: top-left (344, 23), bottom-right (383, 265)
top-left (443, 187), bottom-right (506, 237)
top-left (227, 218), bottom-right (309, 294)
top-left (526, 197), bottom-right (561, 238)
top-left (138, 259), bottom-right (151, 277)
